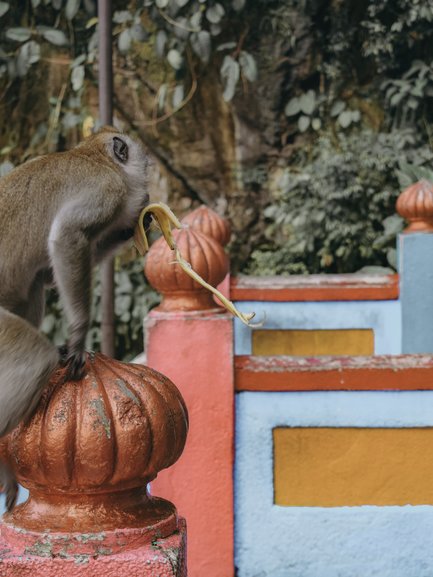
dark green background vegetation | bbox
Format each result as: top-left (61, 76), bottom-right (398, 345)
top-left (1, 0), bottom-right (432, 356)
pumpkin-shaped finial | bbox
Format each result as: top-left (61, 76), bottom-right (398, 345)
top-left (182, 205), bottom-right (231, 246)
top-left (145, 227), bottom-right (229, 312)
top-left (396, 179), bottom-right (433, 233)
top-left (0, 353), bottom-right (188, 537)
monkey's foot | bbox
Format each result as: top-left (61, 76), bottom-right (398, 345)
top-left (64, 351), bottom-right (86, 382)
top-left (58, 344), bottom-right (69, 364)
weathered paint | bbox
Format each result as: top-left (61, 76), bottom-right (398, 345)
top-left (146, 309), bottom-right (234, 577)
top-left (231, 274), bottom-right (399, 302)
top-left (274, 427), bottom-right (433, 506)
top-left (235, 391), bottom-right (433, 577)
top-left (0, 518), bottom-right (186, 576)
top-left (399, 233), bottom-right (433, 353)
top-left (234, 354), bottom-right (433, 391)
top-left (252, 328), bottom-right (374, 356)
top-left (234, 300), bottom-right (402, 355)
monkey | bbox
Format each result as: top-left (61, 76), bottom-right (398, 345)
top-left (0, 127), bottom-right (150, 512)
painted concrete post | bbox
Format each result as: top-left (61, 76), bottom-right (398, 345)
top-left (0, 353), bottom-right (188, 576)
top-left (145, 207), bottom-right (235, 577)
top-left (397, 180), bottom-right (433, 353)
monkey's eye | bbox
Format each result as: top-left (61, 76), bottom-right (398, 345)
top-left (113, 137), bottom-right (128, 163)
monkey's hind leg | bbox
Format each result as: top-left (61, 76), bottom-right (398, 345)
top-left (0, 306), bottom-right (59, 437)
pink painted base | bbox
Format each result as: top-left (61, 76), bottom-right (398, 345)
top-left (0, 518), bottom-right (186, 577)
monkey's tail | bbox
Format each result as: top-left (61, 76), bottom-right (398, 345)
top-left (0, 306), bottom-right (59, 511)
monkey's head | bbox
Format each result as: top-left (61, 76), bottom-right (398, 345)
top-left (80, 127), bottom-right (150, 205)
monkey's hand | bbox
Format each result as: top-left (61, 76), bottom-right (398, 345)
top-left (0, 464), bottom-right (18, 513)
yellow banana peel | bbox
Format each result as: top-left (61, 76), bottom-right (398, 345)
top-left (134, 202), bottom-right (259, 327)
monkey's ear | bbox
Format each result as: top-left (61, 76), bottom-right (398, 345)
top-left (113, 137), bottom-right (128, 163)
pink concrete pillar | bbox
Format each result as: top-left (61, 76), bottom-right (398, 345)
top-left (147, 310), bottom-right (234, 577)
top-left (144, 206), bottom-right (235, 577)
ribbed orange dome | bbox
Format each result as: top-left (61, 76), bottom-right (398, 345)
top-left (0, 353), bottom-right (188, 533)
top-left (145, 227), bottom-right (229, 312)
top-left (182, 205), bottom-right (231, 246)
top-left (396, 179), bottom-right (433, 232)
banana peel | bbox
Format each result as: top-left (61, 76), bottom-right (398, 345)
top-left (134, 202), bottom-right (259, 327)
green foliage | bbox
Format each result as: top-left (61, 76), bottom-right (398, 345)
top-left (246, 129), bottom-right (433, 275)
top-left (115, 0), bottom-right (257, 105)
top-left (42, 256), bottom-right (160, 361)
top-left (245, 0), bottom-right (433, 276)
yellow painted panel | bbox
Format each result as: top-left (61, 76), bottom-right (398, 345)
top-left (253, 329), bottom-right (374, 356)
top-left (274, 427), bottom-right (433, 506)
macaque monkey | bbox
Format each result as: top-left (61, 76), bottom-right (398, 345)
top-left (0, 127), bottom-right (150, 511)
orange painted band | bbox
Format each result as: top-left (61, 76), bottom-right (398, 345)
top-left (230, 274), bottom-right (399, 302)
top-left (235, 355), bottom-right (433, 391)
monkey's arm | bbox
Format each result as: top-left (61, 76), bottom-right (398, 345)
top-left (48, 196), bottom-right (121, 379)
top-left (93, 227), bottom-right (135, 263)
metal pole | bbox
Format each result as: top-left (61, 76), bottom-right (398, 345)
top-left (98, 0), bottom-right (115, 357)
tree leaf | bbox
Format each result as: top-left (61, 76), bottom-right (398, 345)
top-left (17, 40), bottom-right (40, 76)
top-left (42, 28), bottom-right (68, 46)
top-left (65, 0), bottom-right (80, 20)
top-left (118, 28), bottom-right (132, 53)
top-left (210, 23), bottom-right (222, 36)
top-left (71, 63), bottom-right (85, 90)
top-left (52, 0), bottom-right (62, 10)
top-left (113, 10), bottom-right (133, 24)
top-left (130, 22), bottom-right (148, 42)
top-left (311, 117), bottom-right (321, 131)
top-left (338, 110), bottom-right (353, 128)
top-left (31, 0), bottom-right (41, 7)
top-left (157, 83), bottom-right (168, 111)
top-left (284, 97), bottom-right (300, 116)
top-left (190, 10), bottom-right (202, 28)
top-left (156, 0), bottom-right (169, 7)
top-left (232, 0), bottom-right (245, 11)
top-left (167, 48), bottom-right (183, 70)
top-left (191, 30), bottom-right (211, 63)
top-left (299, 90), bottom-right (316, 115)
top-left (239, 51), bottom-right (257, 82)
top-left (330, 100), bottom-right (345, 117)
top-left (6, 27), bottom-right (32, 42)
top-left (0, 2), bottom-right (9, 18)
top-left (206, 2), bottom-right (225, 24)
top-left (155, 29), bottom-right (167, 57)
top-left (172, 83), bottom-right (184, 108)
top-left (216, 41), bottom-right (236, 51)
top-left (175, 0), bottom-right (190, 6)
top-left (297, 115), bottom-right (310, 132)
top-left (220, 54), bottom-right (239, 101)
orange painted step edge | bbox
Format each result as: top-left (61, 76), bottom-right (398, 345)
top-left (230, 274), bottom-right (399, 302)
top-left (235, 355), bottom-right (433, 391)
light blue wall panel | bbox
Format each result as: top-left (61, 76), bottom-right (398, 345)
top-left (234, 300), bottom-right (402, 355)
top-left (235, 391), bottom-right (433, 577)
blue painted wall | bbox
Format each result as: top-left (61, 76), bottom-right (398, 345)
top-left (234, 299), bottom-right (402, 355)
top-left (235, 391), bottom-right (433, 577)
